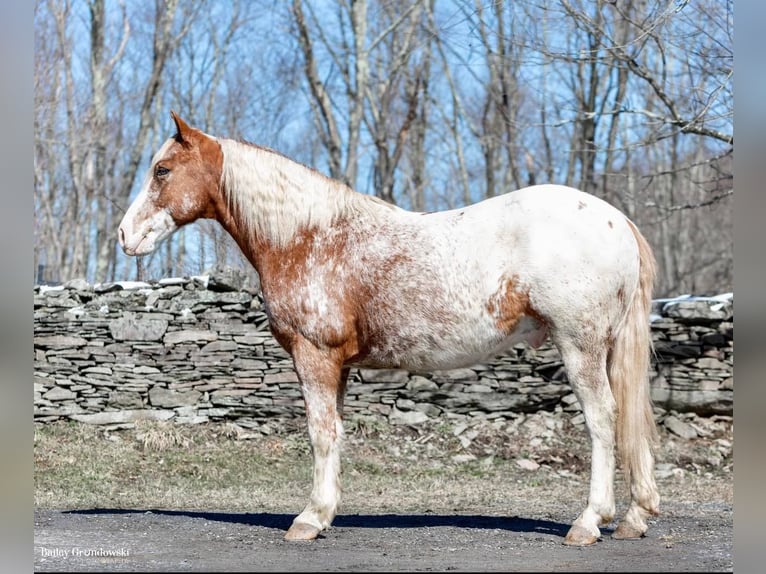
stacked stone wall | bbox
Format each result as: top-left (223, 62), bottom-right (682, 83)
top-left (33, 274), bottom-right (733, 428)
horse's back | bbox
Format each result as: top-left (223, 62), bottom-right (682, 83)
top-left (494, 184), bottom-right (639, 277)
top-left (420, 184), bottom-right (640, 289)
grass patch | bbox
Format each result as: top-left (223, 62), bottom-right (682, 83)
top-left (35, 416), bottom-right (733, 519)
top-left (34, 421), bottom-right (312, 512)
top-left (34, 420), bottom-right (545, 515)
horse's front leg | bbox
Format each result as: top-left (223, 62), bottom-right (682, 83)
top-left (284, 340), bottom-right (349, 541)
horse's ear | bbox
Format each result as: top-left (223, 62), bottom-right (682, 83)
top-left (170, 110), bottom-right (193, 146)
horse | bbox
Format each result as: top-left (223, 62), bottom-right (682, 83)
top-left (118, 111), bottom-right (660, 546)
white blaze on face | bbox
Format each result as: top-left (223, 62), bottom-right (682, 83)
top-left (118, 139), bottom-right (178, 256)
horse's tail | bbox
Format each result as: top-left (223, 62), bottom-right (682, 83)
top-left (608, 220), bottom-right (660, 516)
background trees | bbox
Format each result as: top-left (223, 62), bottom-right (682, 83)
top-left (34, 0), bottom-right (733, 297)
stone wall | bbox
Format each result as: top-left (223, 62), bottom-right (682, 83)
top-left (33, 272), bottom-right (733, 429)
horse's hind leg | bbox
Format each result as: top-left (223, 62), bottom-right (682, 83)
top-left (284, 341), bottom-right (348, 541)
top-left (554, 334), bottom-right (617, 546)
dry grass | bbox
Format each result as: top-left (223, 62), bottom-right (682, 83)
top-left (34, 420), bottom-right (311, 512)
top-left (34, 416), bottom-right (733, 519)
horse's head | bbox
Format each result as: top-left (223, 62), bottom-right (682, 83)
top-left (118, 111), bottom-right (223, 256)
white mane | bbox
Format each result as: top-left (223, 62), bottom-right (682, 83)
top-left (219, 139), bottom-right (396, 246)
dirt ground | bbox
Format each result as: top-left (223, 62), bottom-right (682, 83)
top-left (34, 500), bottom-right (732, 572)
top-left (33, 413), bottom-right (733, 572)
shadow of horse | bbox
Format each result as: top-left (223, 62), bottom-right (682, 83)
top-left (64, 508), bottom-right (579, 538)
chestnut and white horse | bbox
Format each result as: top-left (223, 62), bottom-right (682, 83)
top-left (118, 112), bottom-right (659, 545)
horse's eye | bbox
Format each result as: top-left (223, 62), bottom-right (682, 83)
top-left (155, 166), bottom-right (170, 178)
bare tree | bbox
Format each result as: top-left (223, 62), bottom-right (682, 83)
top-left (114, 0), bottom-right (196, 281)
top-left (88, 0), bottom-right (129, 281)
top-left (362, 0), bottom-right (432, 205)
top-left (290, 0), bottom-right (431, 204)
top-left (523, 0), bottom-right (732, 294)
top-left (34, 0), bottom-right (196, 283)
top-left (559, 0), bottom-right (732, 145)
top-left (291, 0), bottom-right (347, 183)
top-left (34, 0), bottom-right (732, 296)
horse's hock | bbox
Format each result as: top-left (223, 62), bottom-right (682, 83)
top-left (33, 269), bottom-right (733, 428)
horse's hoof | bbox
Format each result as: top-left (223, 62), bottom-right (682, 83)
top-left (284, 522), bottom-right (322, 541)
top-left (612, 522), bottom-right (646, 540)
top-left (563, 525), bottom-right (600, 546)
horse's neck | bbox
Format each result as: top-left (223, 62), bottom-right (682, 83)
top-left (217, 138), bottom-right (396, 267)
top-left (219, 140), bottom-right (347, 243)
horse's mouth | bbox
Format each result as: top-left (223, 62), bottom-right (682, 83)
top-left (119, 228), bottom-right (151, 257)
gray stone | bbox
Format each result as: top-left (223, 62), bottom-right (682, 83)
top-left (108, 391), bottom-right (143, 409)
top-left (134, 365), bottom-right (161, 375)
top-left (82, 366), bottom-right (113, 376)
top-left (570, 413), bottom-right (586, 426)
top-left (34, 404), bottom-right (85, 417)
top-left (389, 408), bottom-right (429, 425)
top-left (154, 285), bottom-right (184, 298)
top-left (663, 299), bottom-right (733, 322)
top-left (242, 395), bottom-right (273, 406)
top-left (407, 376), bottom-right (438, 391)
top-left (232, 358), bottom-right (269, 370)
top-left (655, 462), bottom-right (677, 480)
top-left (219, 292), bottom-right (253, 305)
top-left (368, 403), bottom-right (392, 415)
top-left (149, 387), bottom-right (202, 408)
top-left (158, 277), bottom-right (190, 286)
top-left (413, 403), bottom-right (441, 417)
top-left (515, 458), bottom-right (540, 471)
top-left (695, 357), bottom-right (729, 371)
top-left (69, 384), bottom-right (93, 392)
top-left (206, 266), bottom-right (247, 292)
top-left (176, 415), bottom-right (209, 425)
top-left (451, 453), bottom-right (477, 464)
top-left (396, 398), bottom-right (416, 410)
top-left (233, 335), bottom-right (270, 346)
top-left (164, 330), bottom-right (218, 344)
top-left (199, 340), bottom-right (238, 353)
top-left (358, 369), bottom-right (410, 384)
top-left (472, 393), bottom-right (528, 412)
top-left (433, 368), bottom-right (479, 381)
top-left (452, 423), bottom-right (469, 436)
top-left (651, 382), bottom-right (732, 416)
top-left (70, 410), bottom-right (175, 424)
top-left (34, 335), bottom-right (88, 348)
top-left (199, 408), bottom-right (231, 417)
top-left (263, 372), bottom-right (299, 384)
top-left (109, 315), bottom-right (168, 342)
top-left (64, 278), bottom-right (91, 291)
top-left (664, 415), bottom-right (699, 439)
top-left (43, 386), bottom-right (76, 401)
top-left (210, 389), bottom-right (254, 406)
top-left (463, 384), bottom-right (494, 393)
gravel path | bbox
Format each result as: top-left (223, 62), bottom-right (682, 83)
top-left (34, 500), bottom-right (732, 572)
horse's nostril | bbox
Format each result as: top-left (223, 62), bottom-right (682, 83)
top-left (118, 226), bottom-right (125, 247)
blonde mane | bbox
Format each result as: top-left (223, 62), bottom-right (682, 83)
top-left (219, 139), bottom-right (396, 246)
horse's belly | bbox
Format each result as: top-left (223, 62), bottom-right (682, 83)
top-left (353, 314), bottom-right (545, 371)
